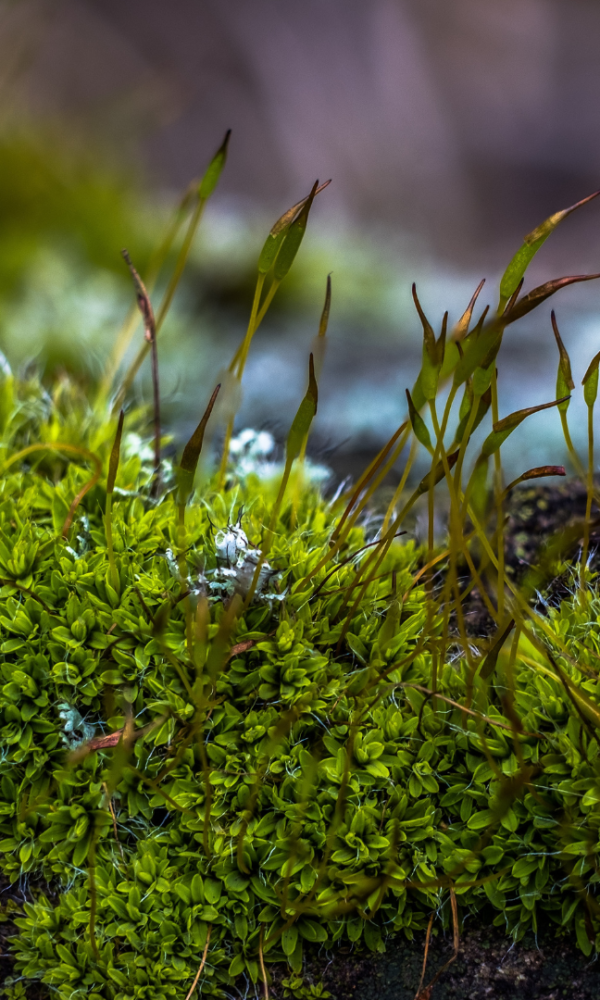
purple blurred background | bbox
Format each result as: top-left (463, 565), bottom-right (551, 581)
top-left (10, 0), bottom-right (600, 265)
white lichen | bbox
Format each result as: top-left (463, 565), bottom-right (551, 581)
top-left (57, 703), bottom-right (95, 747)
top-left (164, 519), bottom-right (281, 603)
top-left (213, 523), bottom-right (277, 599)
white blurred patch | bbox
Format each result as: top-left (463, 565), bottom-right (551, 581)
top-left (229, 427), bottom-right (330, 484)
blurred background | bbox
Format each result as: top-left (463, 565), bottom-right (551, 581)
top-left (1, 0), bottom-right (600, 480)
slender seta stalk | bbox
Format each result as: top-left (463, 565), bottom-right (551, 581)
top-left (114, 131), bottom-right (231, 411)
top-left (122, 250), bottom-right (161, 494)
top-left (99, 179), bottom-right (197, 406)
top-left (580, 401), bottom-right (595, 600)
top-left (219, 180), bottom-right (328, 487)
top-left (217, 273), bottom-right (266, 487)
top-left (490, 367), bottom-right (506, 618)
top-left (105, 410), bottom-right (124, 594)
top-left (176, 384), bottom-right (221, 652)
top-left (245, 354), bottom-right (318, 607)
top-left (581, 349), bottom-right (600, 599)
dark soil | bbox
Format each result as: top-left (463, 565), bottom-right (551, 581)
top-left (303, 920), bottom-right (600, 1000)
top-left (455, 477), bottom-right (600, 638)
top-left (503, 477), bottom-right (600, 578)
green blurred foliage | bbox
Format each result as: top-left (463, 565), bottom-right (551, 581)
top-left (0, 131), bottom-right (152, 293)
top-left (0, 130), bottom-right (159, 383)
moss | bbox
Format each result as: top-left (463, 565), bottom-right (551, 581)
top-left (4, 159), bottom-right (600, 998)
top-left (0, 376), bottom-right (595, 998)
